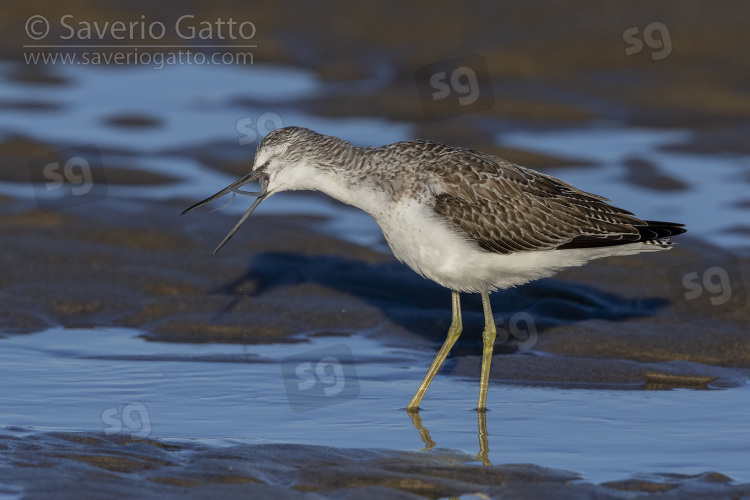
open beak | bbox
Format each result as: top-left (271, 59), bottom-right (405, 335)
top-left (182, 171), bottom-right (270, 254)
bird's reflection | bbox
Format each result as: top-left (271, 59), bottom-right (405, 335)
top-left (476, 411), bottom-right (491, 466)
top-left (407, 410), bottom-right (436, 450)
top-left (406, 409), bottom-right (492, 466)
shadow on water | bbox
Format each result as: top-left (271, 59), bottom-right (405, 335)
top-left (211, 251), bottom-right (671, 350)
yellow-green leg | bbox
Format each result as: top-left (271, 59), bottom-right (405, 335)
top-left (406, 290), bottom-right (462, 411)
top-left (477, 290), bottom-right (496, 411)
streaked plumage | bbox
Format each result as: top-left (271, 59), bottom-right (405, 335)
top-left (183, 126), bottom-right (686, 411)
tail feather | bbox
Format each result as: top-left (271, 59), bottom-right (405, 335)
top-left (641, 220), bottom-right (687, 238)
top-left (557, 220), bottom-right (686, 250)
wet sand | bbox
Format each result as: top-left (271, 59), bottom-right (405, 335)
top-left (2, 432), bottom-right (748, 499)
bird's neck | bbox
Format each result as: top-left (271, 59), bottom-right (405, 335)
top-left (300, 144), bottom-right (391, 216)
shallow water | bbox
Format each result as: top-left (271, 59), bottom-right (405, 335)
top-left (0, 63), bottom-right (405, 152)
top-left (1, 327), bottom-right (749, 484)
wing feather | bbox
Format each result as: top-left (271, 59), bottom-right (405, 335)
top-left (425, 147), bottom-right (652, 253)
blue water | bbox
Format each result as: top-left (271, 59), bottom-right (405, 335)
top-left (1, 327), bottom-right (749, 483)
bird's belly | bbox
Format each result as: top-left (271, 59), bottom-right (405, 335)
top-left (373, 202), bottom-right (544, 292)
top-left (373, 201), bottom-right (641, 293)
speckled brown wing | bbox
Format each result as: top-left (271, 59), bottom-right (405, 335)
top-left (427, 147), bottom-right (647, 254)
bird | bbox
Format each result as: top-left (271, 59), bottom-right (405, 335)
top-left (182, 126), bottom-right (686, 412)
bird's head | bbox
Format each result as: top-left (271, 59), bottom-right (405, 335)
top-left (250, 126), bottom-right (323, 193)
top-left (182, 126), bottom-right (319, 253)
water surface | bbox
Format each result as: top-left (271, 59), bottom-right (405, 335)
top-left (1, 327), bottom-right (748, 483)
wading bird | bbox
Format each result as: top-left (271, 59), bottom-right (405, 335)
top-left (183, 127), bottom-right (685, 411)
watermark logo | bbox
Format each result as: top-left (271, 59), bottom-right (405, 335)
top-left (497, 311), bottom-right (538, 350)
top-left (236, 112), bottom-right (284, 146)
top-left (668, 253), bottom-right (747, 320)
top-left (23, 14), bottom-right (256, 68)
top-left (25, 14), bottom-right (256, 42)
top-left (25, 15), bottom-right (51, 40)
top-left (623, 21), bottom-right (672, 61)
top-left (415, 54), bottom-right (494, 121)
top-left (281, 344), bottom-right (360, 412)
top-left (28, 145), bottom-right (107, 211)
top-left (101, 402), bottom-right (152, 440)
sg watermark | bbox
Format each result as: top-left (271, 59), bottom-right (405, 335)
top-left (236, 112), bottom-right (284, 146)
top-left (623, 21), bottom-right (672, 61)
top-left (415, 54), bottom-right (494, 122)
top-left (101, 402), bottom-right (152, 440)
top-left (496, 311), bottom-right (538, 351)
top-left (668, 253), bottom-right (747, 320)
top-left (281, 345), bottom-right (360, 412)
top-left (23, 14), bottom-right (256, 68)
top-left (28, 145), bottom-right (107, 211)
